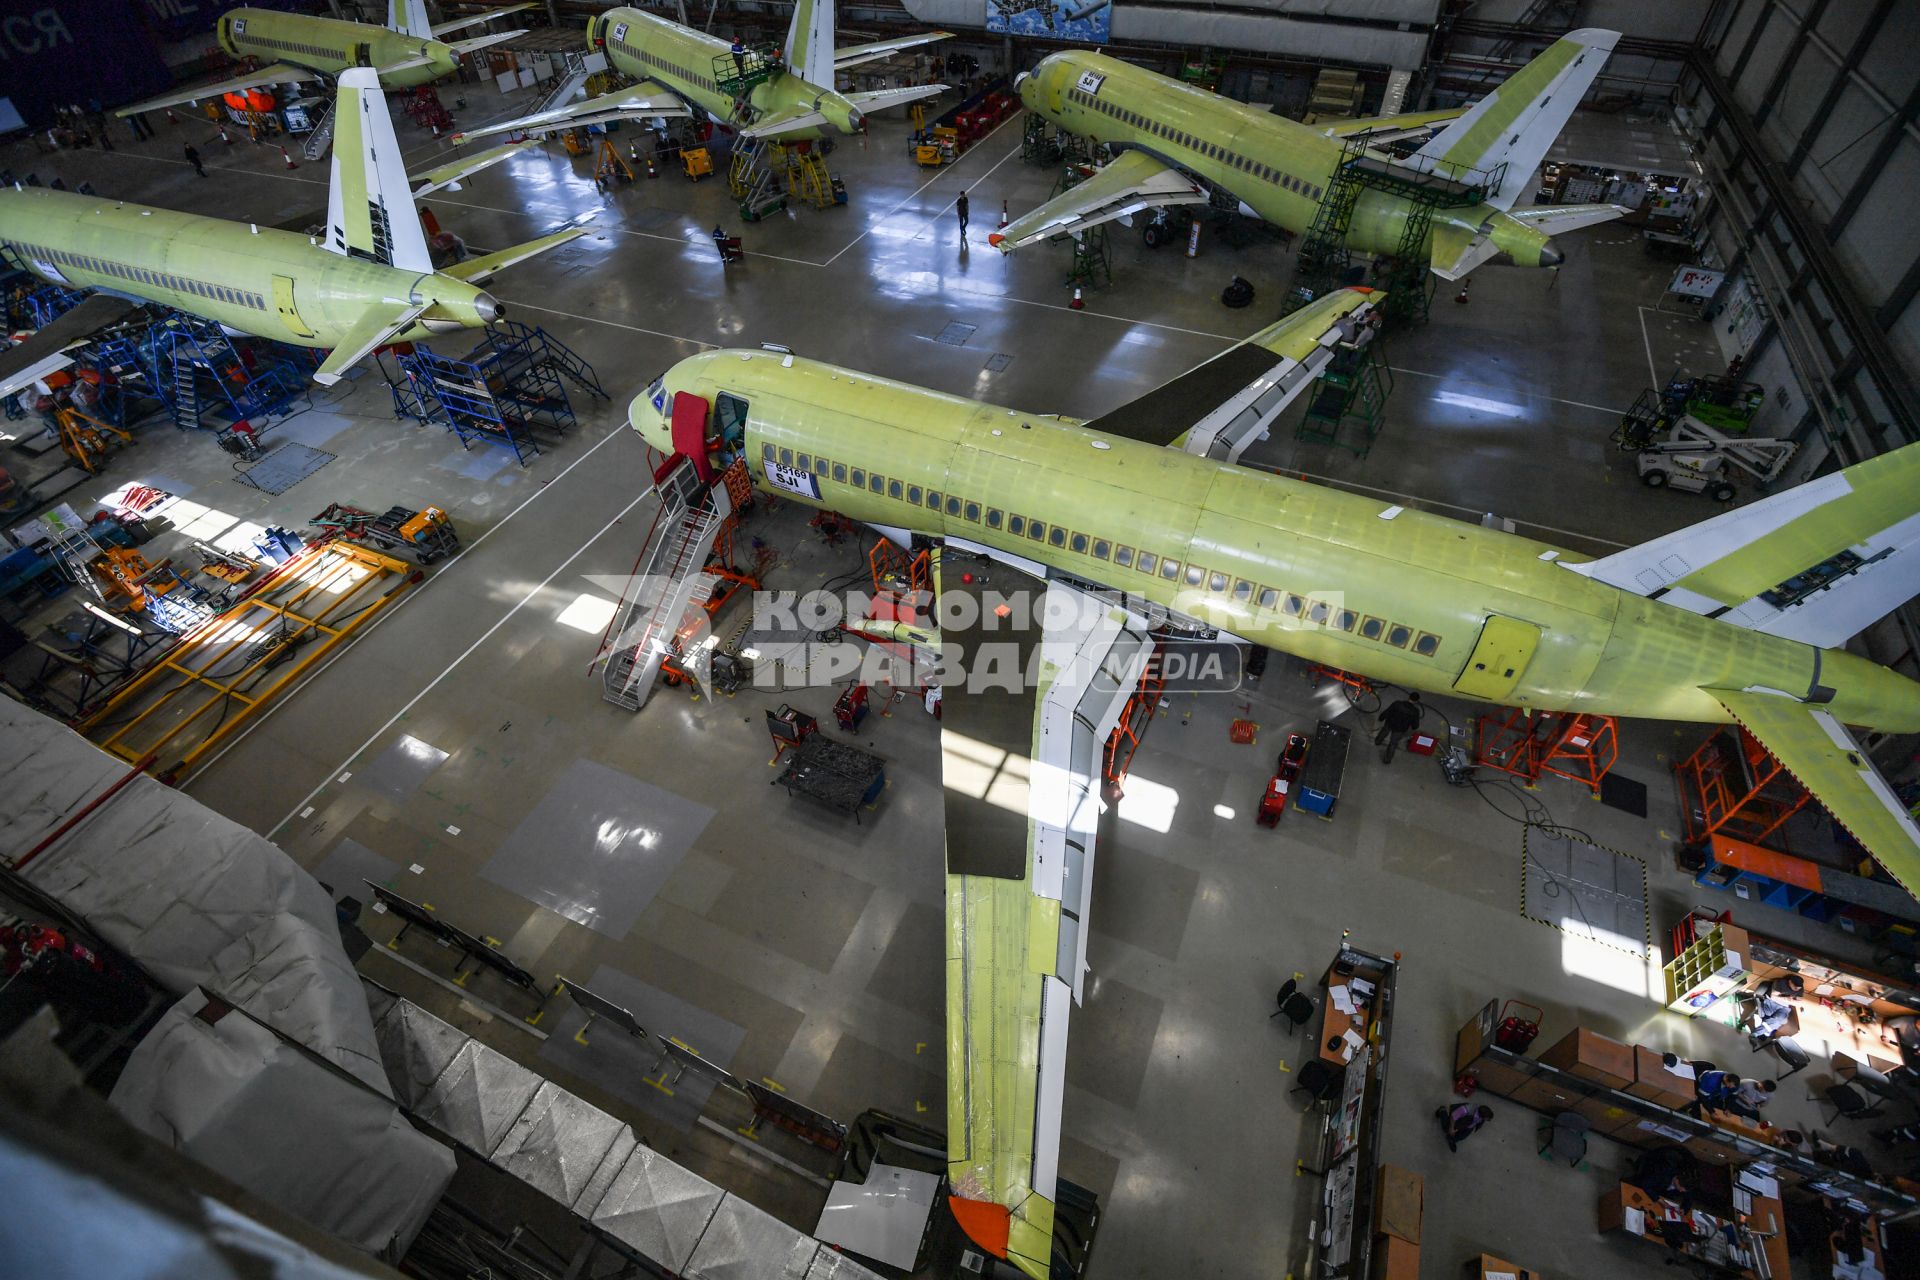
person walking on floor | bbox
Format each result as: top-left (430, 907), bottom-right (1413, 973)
top-left (184, 143), bottom-right (206, 177)
top-left (956, 189), bottom-right (970, 238)
top-left (1436, 1103), bottom-right (1493, 1152)
top-left (1376, 692), bottom-right (1420, 763)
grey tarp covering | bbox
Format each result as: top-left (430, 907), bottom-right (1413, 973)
top-left (0, 704), bottom-right (452, 1252)
top-left (109, 992), bottom-right (453, 1255)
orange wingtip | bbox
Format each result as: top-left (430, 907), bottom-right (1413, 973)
top-left (949, 1196), bottom-right (1011, 1258)
top-left (1346, 286), bottom-right (1377, 294)
top-left (987, 233), bottom-right (1006, 247)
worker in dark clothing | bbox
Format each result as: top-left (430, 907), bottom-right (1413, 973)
top-left (730, 37), bottom-right (747, 81)
top-left (1376, 692), bottom-right (1420, 762)
top-left (956, 189), bottom-right (969, 238)
top-left (185, 143), bottom-right (207, 177)
top-left (1435, 1103), bottom-right (1492, 1152)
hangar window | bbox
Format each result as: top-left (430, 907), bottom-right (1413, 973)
top-left (1414, 632), bottom-right (1441, 656)
top-left (1334, 609), bottom-right (1358, 632)
top-left (1232, 579), bottom-right (1252, 602)
top-left (907, 485), bottom-right (921, 503)
top-left (1184, 563), bottom-right (1204, 587)
top-left (1161, 558), bottom-right (1181, 581)
top-left (1359, 616), bottom-right (1385, 640)
top-left (888, 479), bottom-right (903, 498)
top-left (1092, 539), bottom-right (1110, 559)
top-left (778, 447), bottom-right (793, 465)
top-left (1210, 572), bottom-right (1229, 594)
top-left (851, 468), bottom-right (866, 487)
top-left (1113, 545), bottom-right (1132, 567)
top-left (1048, 526), bottom-right (1066, 547)
top-left (832, 463), bottom-right (847, 481)
top-left (869, 473), bottom-right (885, 492)
top-left (1136, 551), bottom-right (1156, 574)
top-left (946, 496), bottom-right (961, 515)
top-left (1307, 600), bottom-right (1330, 624)
top-left (1386, 624), bottom-right (1412, 649)
top-left (1070, 533), bottom-right (1088, 553)
top-left (986, 508), bottom-right (1003, 529)
top-left (964, 501), bottom-right (980, 522)
top-left (1008, 514), bottom-right (1026, 535)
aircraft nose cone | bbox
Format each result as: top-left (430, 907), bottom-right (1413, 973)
top-left (1540, 242), bottom-right (1565, 268)
top-left (476, 292), bottom-right (503, 323)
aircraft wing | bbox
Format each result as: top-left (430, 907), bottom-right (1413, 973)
top-left (451, 82), bottom-right (690, 143)
top-left (1077, 288), bottom-right (1378, 455)
top-left (1707, 689), bottom-right (1920, 892)
top-left (432, 1), bottom-right (533, 35)
top-left (989, 150), bottom-right (1209, 252)
top-left (844, 84), bottom-right (950, 115)
top-left (835, 31), bottom-right (952, 69)
top-left (440, 224), bottom-right (592, 284)
top-left (313, 301), bottom-right (430, 386)
top-left (410, 141), bottom-right (536, 196)
top-left (1508, 203), bottom-right (1629, 235)
top-left (374, 54), bottom-right (436, 76)
top-left (739, 106), bottom-right (830, 141)
top-left (114, 64), bottom-right (321, 117)
top-left (0, 295), bottom-right (141, 400)
top-left (1316, 108), bottom-right (1466, 145)
top-left (936, 552), bottom-right (1153, 1280)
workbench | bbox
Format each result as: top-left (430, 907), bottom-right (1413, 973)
top-left (772, 736), bottom-right (885, 822)
top-left (1598, 1179), bottom-right (1787, 1279)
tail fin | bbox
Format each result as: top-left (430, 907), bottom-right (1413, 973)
top-left (786, 0), bottom-right (837, 87)
top-left (1564, 439), bottom-right (1920, 648)
top-left (387, 0), bottom-right (434, 38)
top-left (325, 69), bottom-right (433, 273)
top-left (1413, 28), bottom-right (1619, 210)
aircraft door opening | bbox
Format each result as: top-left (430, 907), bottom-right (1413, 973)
top-left (272, 275), bottom-right (317, 338)
top-left (1452, 615), bottom-right (1543, 701)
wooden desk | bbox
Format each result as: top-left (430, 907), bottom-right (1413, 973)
top-left (1828, 1216), bottom-right (1884, 1275)
top-left (1319, 962), bottom-right (1380, 1065)
top-left (1597, 1182), bottom-right (1783, 1280)
top-left (1700, 1106), bottom-right (1775, 1143)
top-left (1463, 1253), bottom-right (1541, 1278)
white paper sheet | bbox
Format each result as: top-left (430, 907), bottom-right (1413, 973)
top-left (1623, 1206), bottom-right (1645, 1235)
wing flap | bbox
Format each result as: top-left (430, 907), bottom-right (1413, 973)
top-left (114, 64), bottom-right (320, 117)
top-left (836, 31), bottom-right (952, 68)
top-left (313, 302), bottom-right (429, 386)
top-left (1708, 689), bottom-right (1920, 893)
top-left (451, 83), bottom-right (689, 143)
top-left (991, 150), bottom-right (1208, 252)
top-left (0, 295), bottom-right (141, 399)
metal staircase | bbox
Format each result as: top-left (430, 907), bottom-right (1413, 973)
top-left (302, 100), bottom-right (336, 161)
top-left (392, 321), bottom-right (605, 465)
top-left (784, 147), bottom-right (834, 209)
top-left (142, 316), bottom-right (303, 431)
top-left (600, 462), bottom-right (731, 711)
top-left (531, 54), bottom-right (590, 117)
top-left (42, 513), bottom-right (107, 600)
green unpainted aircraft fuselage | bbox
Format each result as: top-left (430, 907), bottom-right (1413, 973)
top-left (0, 187), bottom-right (498, 349)
top-left (638, 342), bottom-right (1920, 735)
top-left (1018, 51), bottom-right (1561, 268)
top-left (587, 7), bottom-right (860, 138)
top-left (217, 7), bottom-right (453, 88)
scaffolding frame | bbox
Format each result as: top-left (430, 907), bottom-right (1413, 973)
top-left (1296, 337), bottom-right (1391, 458)
top-left (394, 321), bottom-right (606, 465)
top-left (1674, 725), bottom-right (1814, 849)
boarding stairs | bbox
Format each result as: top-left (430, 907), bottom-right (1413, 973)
top-left (144, 316), bottom-right (302, 432)
top-left (728, 137), bottom-right (776, 200)
top-left (600, 462), bottom-right (732, 711)
top-left (532, 55), bottom-right (590, 118)
top-left (302, 100), bottom-right (336, 161)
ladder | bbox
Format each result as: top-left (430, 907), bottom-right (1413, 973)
top-left (169, 353), bottom-right (201, 432)
top-left (600, 465), bottom-right (731, 711)
top-left (728, 137), bottom-right (769, 199)
top-left (302, 100), bottom-right (336, 161)
top-left (784, 148), bottom-right (833, 209)
top-left (43, 517), bottom-right (106, 600)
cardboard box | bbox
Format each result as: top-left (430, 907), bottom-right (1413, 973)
top-left (1463, 1057), bottom-right (1532, 1098)
top-left (1538, 1028), bottom-right (1634, 1088)
top-left (1511, 1074), bottom-right (1584, 1114)
top-left (1574, 1093), bottom-right (1641, 1137)
top-left (1374, 1165), bottom-right (1422, 1244)
top-left (1370, 1232), bottom-right (1419, 1280)
top-left (1628, 1046), bottom-right (1696, 1109)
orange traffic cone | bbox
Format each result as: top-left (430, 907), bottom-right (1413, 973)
top-left (279, 146), bottom-right (298, 170)
top-left (1069, 286), bottom-right (1084, 310)
top-left (999, 199), bottom-right (1009, 229)
top-left (1455, 278), bottom-right (1470, 304)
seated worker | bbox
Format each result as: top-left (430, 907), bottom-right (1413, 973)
top-left (1627, 1145), bottom-right (1696, 1210)
top-left (1743, 989), bottom-right (1795, 1046)
top-left (1725, 1077), bottom-right (1777, 1119)
top-left (1693, 1066), bottom-right (1741, 1111)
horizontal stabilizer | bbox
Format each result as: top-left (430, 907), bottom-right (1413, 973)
top-left (739, 107), bottom-right (829, 141)
top-left (1562, 440), bottom-right (1920, 647)
top-left (115, 64), bottom-right (320, 118)
top-left (410, 141), bottom-right (534, 196)
top-left (1318, 108), bottom-right (1465, 143)
top-left (991, 150), bottom-right (1207, 252)
top-left (313, 302), bottom-right (429, 386)
top-left (843, 84), bottom-right (950, 115)
top-left (441, 224), bottom-right (591, 285)
top-left (0, 295), bottom-right (141, 399)
top-left (374, 55), bottom-right (436, 77)
top-left (442, 30), bottom-right (523, 59)
top-left (836, 31), bottom-right (952, 69)
top-left (452, 83), bottom-right (689, 144)
top-left (433, 1), bottom-right (532, 35)
top-left (1508, 203), bottom-right (1630, 235)
top-left (1429, 222), bottom-right (1500, 282)
top-left (1708, 688), bottom-right (1920, 894)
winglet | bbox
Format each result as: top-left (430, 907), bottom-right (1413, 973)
top-left (987, 233), bottom-right (1006, 247)
top-left (949, 1196), bottom-right (1011, 1259)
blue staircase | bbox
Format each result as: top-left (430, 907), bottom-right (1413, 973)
top-left (395, 322), bottom-right (606, 466)
top-left (25, 285), bottom-right (86, 327)
top-left (139, 315), bottom-right (307, 431)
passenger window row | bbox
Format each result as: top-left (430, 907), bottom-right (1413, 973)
top-left (760, 439), bottom-right (1443, 658)
top-left (628, 43), bottom-right (716, 95)
top-left (1064, 86), bottom-right (1325, 201)
top-left (16, 242), bottom-right (265, 310)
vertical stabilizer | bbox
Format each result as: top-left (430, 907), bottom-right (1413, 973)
top-left (786, 0), bottom-right (837, 88)
top-left (325, 69), bottom-right (435, 272)
top-left (388, 0), bottom-right (435, 37)
top-left (1413, 28), bottom-right (1619, 209)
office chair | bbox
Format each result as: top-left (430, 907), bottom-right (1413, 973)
top-left (1762, 1035), bottom-right (1810, 1077)
top-left (1292, 1058), bottom-right (1345, 1105)
top-left (1537, 1111), bottom-right (1590, 1166)
top-left (1270, 978), bottom-right (1316, 1034)
top-left (1817, 1082), bottom-right (1884, 1123)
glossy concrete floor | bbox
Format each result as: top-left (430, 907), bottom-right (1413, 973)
top-left (6, 83), bottom-right (1892, 1279)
